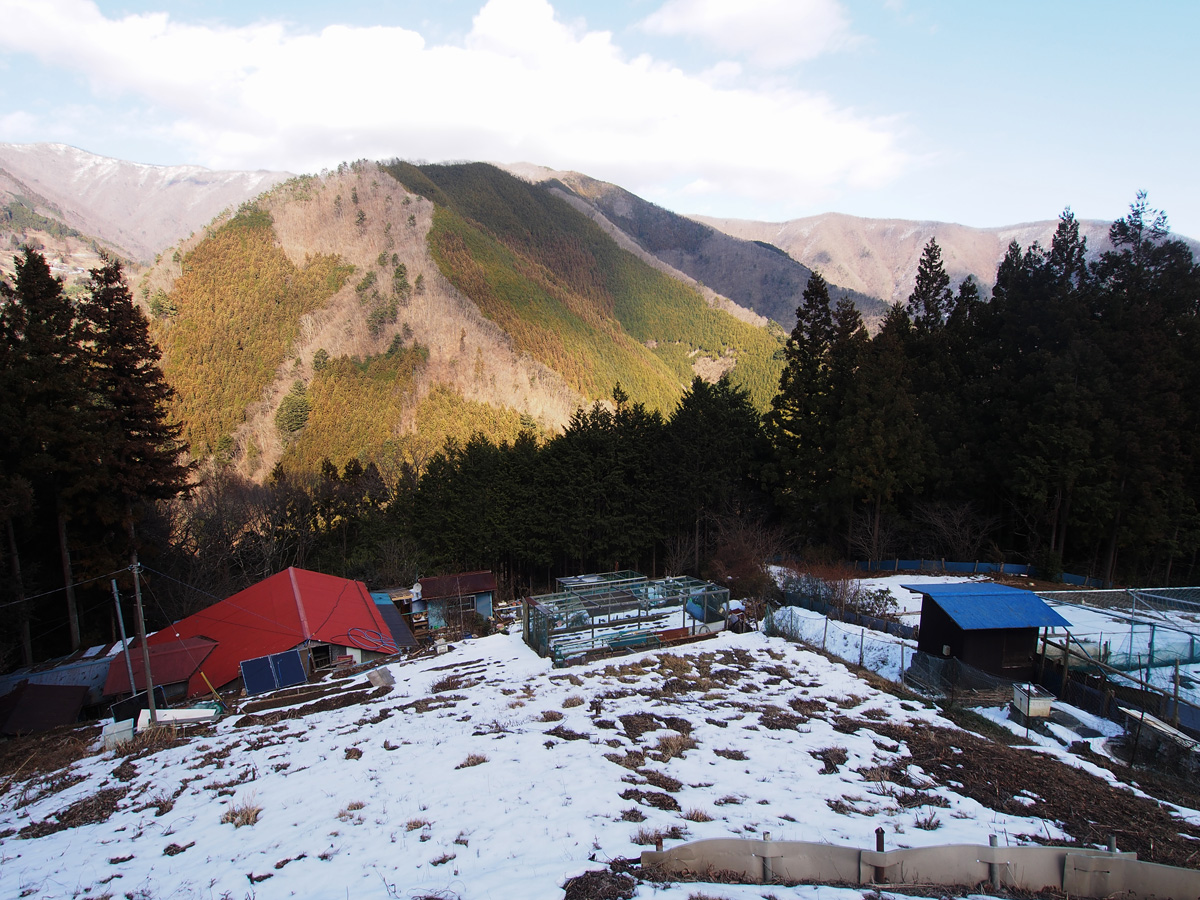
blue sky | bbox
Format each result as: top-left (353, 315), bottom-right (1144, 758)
top-left (1, 0), bottom-right (1196, 236)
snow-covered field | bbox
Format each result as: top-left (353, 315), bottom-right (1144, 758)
top-left (0, 626), bottom-right (1146, 900)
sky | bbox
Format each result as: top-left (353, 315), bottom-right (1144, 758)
top-left (0, 0), bottom-right (1197, 237)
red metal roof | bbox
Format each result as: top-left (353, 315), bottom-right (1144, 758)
top-left (147, 568), bottom-right (392, 697)
top-left (420, 571), bottom-right (496, 600)
top-left (103, 637), bottom-right (217, 695)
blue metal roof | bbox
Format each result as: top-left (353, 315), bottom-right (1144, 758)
top-left (901, 583), bottom-right (1071, 631)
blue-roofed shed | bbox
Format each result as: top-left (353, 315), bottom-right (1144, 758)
top-left (904, 582), bottom-right (1071, 679)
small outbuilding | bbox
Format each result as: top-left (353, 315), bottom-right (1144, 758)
top-left (416, 571), bottom-right (496, 634)
top-left (147, 567), bottom-right (417, 698)
top-left (905, 582), bottom-right (1071, 680)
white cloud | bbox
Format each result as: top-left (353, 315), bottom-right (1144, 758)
top-left (0, 0), bottom-right (905, 216)
top-left (639, 0), bottom-right (857, 68)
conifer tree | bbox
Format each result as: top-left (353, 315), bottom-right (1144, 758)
top-left (0, 249), bottom-right (91, 648)
top-left (907, 238), bottom-right (953, 333)
top-left (78, 256), bottom-right (192, 546)
top-left (765, 271), bottom-right (835, 523)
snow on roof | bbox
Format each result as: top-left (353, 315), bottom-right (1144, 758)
top-left (902, 582), bottom-right (1072, 630)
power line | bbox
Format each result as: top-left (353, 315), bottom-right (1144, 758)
top-left (0, 565), bottom-right (136, 611)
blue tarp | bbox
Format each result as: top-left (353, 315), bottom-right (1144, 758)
top-left (901, 582), bottom-right (1071, 631)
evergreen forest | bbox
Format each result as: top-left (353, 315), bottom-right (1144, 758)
top-left (1, 193), bottom-right (1198, 668)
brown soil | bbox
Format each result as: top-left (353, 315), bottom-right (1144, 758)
top-left (19, 786), bottom-right (130, 838)
top-left (232, 685), bottom-right (390, 728)
top-left (0, 723), bottom-right (101, 791)
top-left (562, 869), bottom-right (636, 900)
top-left (863, 717), bottom-right (1200, 868)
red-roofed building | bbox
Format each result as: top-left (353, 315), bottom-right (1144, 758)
top-left (103, 637), bottom-right (217, 701)
top-left (147, 567), bottom-right (416, 698)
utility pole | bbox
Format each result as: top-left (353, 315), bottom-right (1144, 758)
top-left (111, 579), bottom-right (136, 696)
top-left (130, 560), bottom-right (157, 726)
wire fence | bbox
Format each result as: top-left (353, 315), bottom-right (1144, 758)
top-left (766, 604), bottom-right (1014, 707)
top-left (1040, 589), bottom-right (1200, 675)
top-left (766, 605), bottom-right (913, 683)
top-left (781, 589), bottom-right (917, 640)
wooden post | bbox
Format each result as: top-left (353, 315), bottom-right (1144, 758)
top-left (131, 561), bottom-right (157, 726)
top-left (762, 831), bottom-right (774, 883)
top-left (1038, 630), bottom-right (1048, 683)
top-left (874, 827), bottom-right (886, 883)
top-left (111, 580), bottom-right (136, 695)
top-left (989, 834), bottom-right (1000, 889)
top-left (1173, 660), bottom-right (1181, 727)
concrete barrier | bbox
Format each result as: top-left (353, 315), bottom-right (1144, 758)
top-left (639, 837), bottom-right (1200, 898)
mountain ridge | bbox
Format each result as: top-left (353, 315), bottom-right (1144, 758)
top-left (693, 209), bottom-right (1200, 305)
top-left (0, 142), bottom-right (291, 263)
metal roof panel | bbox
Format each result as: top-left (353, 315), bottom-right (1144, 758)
top-left (902, 583), bottom-right (1072, 630)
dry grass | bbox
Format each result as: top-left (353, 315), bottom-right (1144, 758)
top-left (455, 753), bottom-right (488, 769)
top-left (430, 851), bottom-right (457, 866)
top-left (562, 695), bottom-right (585, 709)
top-left (632, 824), bottom-right (688, 845)
top-left (406, 817), bottom-right (432, 831)
top-left (337, 800), bottom-right (366, 823)
top-left (603, 750), bottom-right (646, 770)
top-left (655, 654), bottom-right (692, 677)
top-left (221, 794), bottom-right (262, 828)
top-left (812, 746), bottom-right (849, 774)
top-left (681, 808), bottom-right (713, 822)
top-left (652, 732), bottom-right (698, 761)
top-left (540, 709), bottom-right (564, 722)
top-left (914, 808), bottom-right (942, 830)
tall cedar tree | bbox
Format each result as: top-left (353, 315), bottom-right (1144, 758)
top-left (0, 249), bottom-right (92, 650)
top-left (840, 304), bottom-right (928, 559)
top-left (907, 238), bottom-right (953, 333)
top-left (765, 271), bottom-right (834, 525)
top-left (667, 375), bottom-right (766, 574)
top-left (79, 256), bottom-right (192, 556)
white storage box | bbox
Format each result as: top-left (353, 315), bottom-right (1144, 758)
top-left (1013, 683), bottom-right (1054, 717)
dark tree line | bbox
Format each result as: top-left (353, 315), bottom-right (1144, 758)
top-left (4, 194), bottom-right (1194, 668)
top-left (767, 196), bottom-right (1200, 585)
top-left (0, 249), bottom-right (191, 666)
top-left (131, 377), bottom-right (776, 628)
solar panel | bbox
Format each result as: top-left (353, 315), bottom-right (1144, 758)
top-left (239, 656), bottom-right (277, 695)
top-left (270, 650), bottom-right (306, 688)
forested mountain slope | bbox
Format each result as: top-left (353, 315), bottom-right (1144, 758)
top-left (504, 163), bottom-right (887, 330)
top-left (141, 161), bottom-right (783, 480)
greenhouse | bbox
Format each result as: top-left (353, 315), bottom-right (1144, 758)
top-left (523, 571), bottom-right (731, 665)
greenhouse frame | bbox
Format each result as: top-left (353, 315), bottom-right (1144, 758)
top-left (523, 571), bottom-right (731, 665)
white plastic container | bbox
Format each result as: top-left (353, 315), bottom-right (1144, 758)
top-left (1013, 683), bottom-right (1054, 717)
top-left (102, 718), bottom-right (135, 750)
